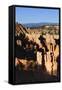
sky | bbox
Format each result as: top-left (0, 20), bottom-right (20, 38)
top-left (16, 7), bottom-right (59, 24)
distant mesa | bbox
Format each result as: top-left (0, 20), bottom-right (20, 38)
top-left (23, 23), bottom-right (59, 29)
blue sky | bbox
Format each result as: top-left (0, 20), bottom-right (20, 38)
top-left (16, 7), bottom-right (59, 24)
